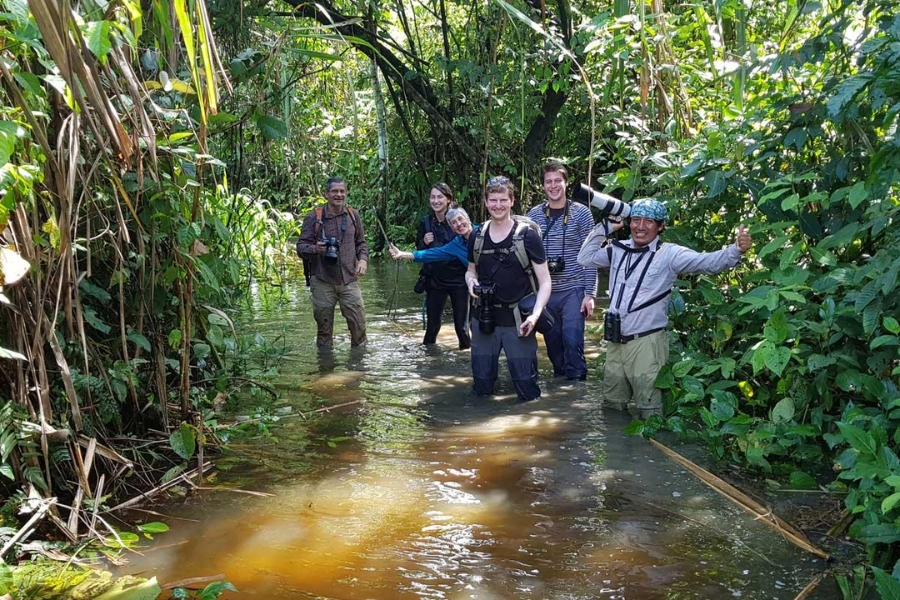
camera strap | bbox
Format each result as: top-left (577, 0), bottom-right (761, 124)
top-left (542, 202), bottom-right (568, 253)
top-left (608, 240), bottom-right (662, 313)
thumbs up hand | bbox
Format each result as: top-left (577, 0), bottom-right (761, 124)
top-left (736, 225), bottom-right (752, 254)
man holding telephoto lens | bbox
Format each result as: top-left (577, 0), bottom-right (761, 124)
top-left (297, 177), bottom-right (369, 350)
top-left (466, 176), bottom-right (552, 403)
top-left (526, 161), bottom-right (597, 381)
top-left (578, 196), bottom-right (752, 418)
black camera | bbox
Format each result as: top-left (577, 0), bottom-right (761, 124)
top-left (323, 237), bottom-right (341, 263)
top-left (547, 257), bottom-right (565, 274)
top-left (473, 284), bottom-right (496, 334)
top-left (414, 272), bottom-right (428, 294)
top-left (572, 184), bottom-right (631, 220)
top-left (604, 310), bottom-right (623, 344)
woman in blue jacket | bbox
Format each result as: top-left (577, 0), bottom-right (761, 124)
top-left (390, 206), bottom-right (475, 349)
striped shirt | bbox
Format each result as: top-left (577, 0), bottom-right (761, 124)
top-left (526, 201), bottom-right (597, 296)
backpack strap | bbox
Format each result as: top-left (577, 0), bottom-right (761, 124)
top-left (314, 205), bottom-right (360, 240)
top-left (474, 220), bottom-right (537, 294)
top-left (511, 221), bottom-right (538, 295)
top-left (473, 220), bottom-right (490, 266)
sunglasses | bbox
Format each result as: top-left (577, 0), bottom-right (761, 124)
top-left (487, 176), bottom-right (511, 185)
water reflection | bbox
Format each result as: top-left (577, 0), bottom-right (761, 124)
top-left (121, 264), bottom-right (831, 599)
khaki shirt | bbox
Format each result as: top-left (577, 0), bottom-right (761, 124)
top-left (297, 206), bottom-right (369, 285)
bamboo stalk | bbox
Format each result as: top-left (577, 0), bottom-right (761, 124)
top-left (648, 438), bottom-right (829, 559)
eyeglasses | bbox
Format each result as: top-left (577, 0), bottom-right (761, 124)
top-left (488, 176), bottom-right (510, 186)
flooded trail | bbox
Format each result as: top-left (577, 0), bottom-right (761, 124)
top-left (122, 263), bottom-right (830, 599)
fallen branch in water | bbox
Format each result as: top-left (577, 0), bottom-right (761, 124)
top-left (105, 463), bottom-right (215, 513)
top-left (0, 498), bottom-right (55, 559)
top-left (648, 438), bottom-right (829, 559)
top-left (161, 573), bottom-right (227, 591)
top-left (301, 399), bottom-right (364, 416)
top-left (191, 486), bottom-right (274, 497)
top-left (793, 570), bottom-right (829, 600)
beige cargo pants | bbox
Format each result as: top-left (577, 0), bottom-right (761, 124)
top-left (309, 277), bottom-right (367, 349)
top-left (600, 330), bottom-right (668, 418)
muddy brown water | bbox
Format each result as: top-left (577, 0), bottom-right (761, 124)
top-left (121, 262), bottom-right (834, 599)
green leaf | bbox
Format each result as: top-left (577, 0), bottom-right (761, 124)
top-left (162, 465), bottom-right (186, 484)
top-left (871, 335), bottom-right (899, 349)
top-left (256, 115), bottom-right (289, 140)
top-left (200, 582), bottom-right (238, 600)
top-left (94, 576), bottom-right (162, 600)
top-left (780, 193), bottom-right (800, 212)
top-left (765, 346), bottom-right (791, 377)
top-left (169, 423), bottom-right (196, 460)
top-left (0, 346), bottom-right (27, 360)
top-left (138, 522), bottom-right (170, 534)
top-left (826, 74), bottom-right (872, 118)
top-left (84, 21), bottom-right (113, 63)
top-left (884, 317), bottom-right (900, 335)
top-left (764, 312), bottom-right (788, 344)
top-left (710, 397), bottom-right (735, 421)
top-left (758, 235), bottom-right (789, 260)
top-left (847, 182), bottom-right (868, 210)
top-left (856, 279), bottom-right (880, 313)
top-left (623, 420), bottom-right (644, 436)
top-left (882, 493), bottom-right (900, 515)
top-left (772, 398), bottom-right (795, 423)
top-left (672, 359), bottom-right (695, 378)
top-left (193, 342), bottom-right (210, 360)
top-left (79, 278), bottom-right (112, 302)
top-left (167, 328), bottom-right (182, 349)
top-left (836, 422), bottom-right (877, 457)
top-left (807, 354), bottom-right (836, 372)
top-left (0, 121), bottom-right (19, 166)
top-left (752, 341), bottom-right (774, 375)
top-left (784, 128), bottom-right (807, 150)
top-left (857, 524), bottom-right (900, 545)
top-left (788, 471), bottom-right (818, 490)
top-left (127, 332), bottom-right (151, 353)
top-left (704, 170), bottom-right (728, 198)
top-left (83, 306), bottom-right (111, 334)
top-left (0, 558), bottom-right (11, 594)
top-left (872, 567), bottom-right (900, 600)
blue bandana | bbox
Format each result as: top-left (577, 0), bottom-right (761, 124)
top-left (630, 198), bottom-right (668, 222)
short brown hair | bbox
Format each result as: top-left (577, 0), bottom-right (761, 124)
top-left (484, 176), bottom-right (516, 200)
top-left (541, 161), bottom-right (568, 182)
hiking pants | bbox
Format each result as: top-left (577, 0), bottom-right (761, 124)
top-left (470, 321), bottom-right (540, 402)
top-left (601, 330), bottom-right (668, 417)
top-left (424, 285), bottom-right (471, 349)
top-left (542, 288), bottom-right (587, 380)
top-left (309, 277), bottom-right (367, 349)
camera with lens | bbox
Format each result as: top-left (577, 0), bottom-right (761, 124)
top-left (473, 283), bottom-right (496, 334)
top-left (572, 184), bottom-right (631, 221)
top-left (604, 310), bottom-right (623, 344)
top-left (413, 271), bottom-right (429, 294)
top-left (323, 237), bottom-right (341, 263)
top-left (547, 257), bottom-right (566, 274)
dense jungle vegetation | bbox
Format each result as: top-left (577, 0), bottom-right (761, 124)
top-left (0, 0), bottom-right (898, 595)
